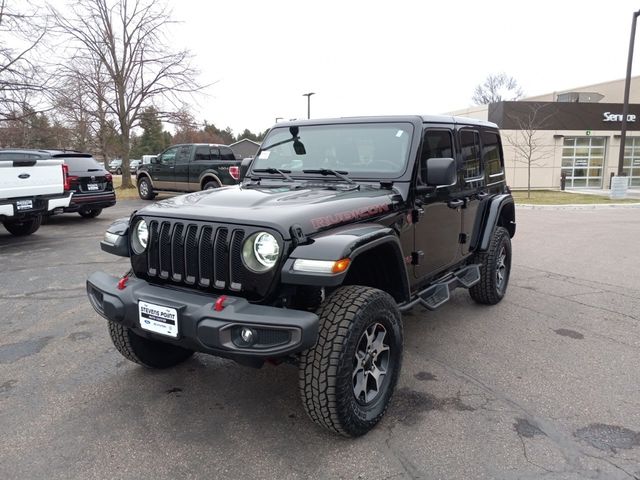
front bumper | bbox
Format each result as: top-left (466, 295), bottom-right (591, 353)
top-left (86, 271), bottom-right (319, 362)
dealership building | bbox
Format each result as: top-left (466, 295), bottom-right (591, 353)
top-left (452, 77), bottom-right (640, 189)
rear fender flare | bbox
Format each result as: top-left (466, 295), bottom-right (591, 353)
top-left (473, 194), bottom-right (516, 251)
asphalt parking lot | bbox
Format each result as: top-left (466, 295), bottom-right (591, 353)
top-left (1, 202), bottom-right (639, 480)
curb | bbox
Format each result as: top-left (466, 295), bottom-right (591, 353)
top-left (517, 202), bottom-right (640, 210)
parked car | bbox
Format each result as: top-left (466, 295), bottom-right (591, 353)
top-left (108, 159), bottom-right (123, 175)
top-left (88, 115), bottom-right (515, 436)
top-left (0, 149), bottom-right (72, 235)
top-left (48, 152), bottom-right (116, 218)
top-left (130, 159), bottom-right (142, 175)
top-left (135, 144), bottom-right (241, 200)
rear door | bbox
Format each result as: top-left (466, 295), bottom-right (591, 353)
top-left (173, 145), bottom-right (193, 191)
top-left (413, 127), bottom-right (462, 279)
top-left (457, 128), bottom-right (485, 256)
top-left (188, 145), bottom-right (218, 190)
top-left (152, 146), bottom-right (178, 190)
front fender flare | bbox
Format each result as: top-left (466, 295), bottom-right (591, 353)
top-left (280, 223), bottom-right (410, 298)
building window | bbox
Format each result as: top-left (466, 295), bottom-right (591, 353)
top-left (623, 137), bottom-right (640, 187)
top-left (561, 137), bottom-right (605, 188)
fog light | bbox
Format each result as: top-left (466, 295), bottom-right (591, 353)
top-left (241, 327), bottom-right (255, 344)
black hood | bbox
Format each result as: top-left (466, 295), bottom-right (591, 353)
top-left (139, 184), bottom-right (401, 239)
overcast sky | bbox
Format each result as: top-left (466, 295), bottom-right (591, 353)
top-left (66, 1), bottom-right (640, 135)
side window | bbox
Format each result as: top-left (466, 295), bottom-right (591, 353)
top-left (177, 146), bottom-right (192, 163)
top-left (159, 147), bottom-right (178, 165)
top-left (220, 147), bottom-right (236, 160)
top-left (210, 147), bottom-right (221, 160)
top-left (481, 131), bottom-right (503, 177)
top-left (195, 146), bottom-right (211, 161)
top-left (459, 129), bottom-right (482, 180)
top-left (420, 129), bottom-right (454, 183)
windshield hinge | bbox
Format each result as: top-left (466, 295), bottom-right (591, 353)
top-left (290, 224), bottom-right (307, 246)
top-left (411, 208), bottom-right (424, 224)
top-left (411, 251), bottom-right (424, 265)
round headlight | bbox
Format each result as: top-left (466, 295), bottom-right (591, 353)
top-left (242, 231), bottom-right (279, 272)
top-left (131, 219), bottom-right (148, 254)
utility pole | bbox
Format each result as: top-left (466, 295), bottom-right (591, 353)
top-left (302, 92), bottom-right (315, 119)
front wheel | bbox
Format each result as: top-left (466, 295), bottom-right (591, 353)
top-left (3, 215), bottom-right (42, 236)
top-left (299, 286), bottom-right (403, 437)
top-left (469, 226), bottom-right (512, 305)
top-left (137, 177), bottom-right (156, 200)
top-left (108, 321), bottom-right (193, 369)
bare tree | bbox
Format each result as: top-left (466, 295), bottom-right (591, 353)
top-left (52, 0), bottom-right (202, 188)
top-left (473, 73), bottom-right (524, 105)
top-left (504, 104), bottom-right (553, 198)
top-left (0, 0), bottom-right (50, 124)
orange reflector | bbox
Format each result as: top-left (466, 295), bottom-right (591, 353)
top-left (331, 258), bottom-right (351, 273)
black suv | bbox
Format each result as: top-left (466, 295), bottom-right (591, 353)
top-left (48, 151), bottom-right (116, 218)
top-left (87, 116), bottom-right (515, 437)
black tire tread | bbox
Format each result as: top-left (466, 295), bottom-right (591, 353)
top-left (137, 176), bottom-right (156, 200)
top-left (108, 321), bottom-right (193, 369)
top-left (299, 285), bottom-right (401, 436)
top-left (3, 215), bottom-right (42, 236)
top-left (469, 226), bottom-right (510, 305)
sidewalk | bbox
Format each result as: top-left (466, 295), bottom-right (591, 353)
top-left (566, 187), bottom-right (640, 199)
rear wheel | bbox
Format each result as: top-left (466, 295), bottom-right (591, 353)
top-left (3, 215), bottom-right (42, 236)
top-left (116, 168), bottom-right (122, 175)
top-left (469, 226), bottom-right (512, 305)
top-left (108, 321), bottom-right (194, 369)
top-left (203, 180), bottom-right (220, 190)
top-left (299, 285), bottom-right (403, 437)
top-left (78, 208), bottom-right (102, 219)
top-left (137, 177), bottom-right (156, 200)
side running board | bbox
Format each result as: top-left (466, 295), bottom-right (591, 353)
top-left (398, 264), bottom-right (481, 312)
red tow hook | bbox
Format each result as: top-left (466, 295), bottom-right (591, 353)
top-left (214, 295), bottom-right (228, 312)
top-left (117, 275), bottom-right (130, 290)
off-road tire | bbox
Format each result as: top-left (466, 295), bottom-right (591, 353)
top-left (116, 168), bottom-right (122, 175)
top-left (137, 176), bottom-right (156, 200)
top-left (78, 208), bottom-right (102, 219)
top-left (3, 215), bottom-right (42, 236)
top-left (108, 321), bottom-right (193, 369)
top-left (203, 180), bottom-right (221, 190)
top-left (299, 285), bottom-right (403, 437)
top-left (469, 226), bottom-right (511, 305)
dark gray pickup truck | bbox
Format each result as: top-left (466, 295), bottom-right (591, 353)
top-left (135, 143), bottom-right (241, 200)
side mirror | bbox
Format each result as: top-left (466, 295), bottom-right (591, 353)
top-left (240, 157), bottom-right (254, 180)
top-left (425, 157), bottom-right (457, 186)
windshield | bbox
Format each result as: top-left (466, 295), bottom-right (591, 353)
top-left (253, 123), bottom-right (414, 179)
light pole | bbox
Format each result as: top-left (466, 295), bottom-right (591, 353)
top-left (618, 10), bottom-right (640, 177)
top-left (302, 92), bottom-right (315, 119)
top-left (275, 117), bottom-right (283, 123)
top-left (613, 10), bottom-right (640, 199)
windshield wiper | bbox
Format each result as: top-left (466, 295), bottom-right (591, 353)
top-left (302, 168), bottom-right (355, 184)
top-left (252, 167), bottom-right (294, 181)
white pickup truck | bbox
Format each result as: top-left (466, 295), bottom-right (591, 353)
top-left (0, 150), bottom-right (73, 236)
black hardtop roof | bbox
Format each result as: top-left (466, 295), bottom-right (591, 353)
top-left (272, 115), bottom-right (498, 129)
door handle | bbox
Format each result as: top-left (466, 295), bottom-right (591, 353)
top-left (476, 191), bottom-right (489, 199)
top-left (447, 199), bottom-right (464, 209)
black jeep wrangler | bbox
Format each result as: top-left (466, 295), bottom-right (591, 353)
top-left (87, 116), bottom-right (515, 437)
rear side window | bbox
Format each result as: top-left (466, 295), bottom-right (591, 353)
top-left (220, 147), bottom-right (236, 160)
top-left (61, 156), bottom-right (102, 170)
top-left (482, 131), bottom-right (503, 176)
top-left (195, 146), bottom-right (211, 160)
top-left (459, 129), bottom-right (482, 179)
top-left (177, 146), bottom-right (192, 163)
top-left (420, 129), bottom-right (454, 183)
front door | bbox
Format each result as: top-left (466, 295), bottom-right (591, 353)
top-left (152, 146), bottom-right (178, 190)
top-left (413, 127), bottom-right (462, 279)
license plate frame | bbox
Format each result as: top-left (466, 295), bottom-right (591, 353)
top-left (138, 301), bottom-right (179, 338)
top-left (16, 199), bottom-right (33, 211)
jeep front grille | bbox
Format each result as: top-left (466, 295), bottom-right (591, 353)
top-left (146, 220), bottom-right (246, 291)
